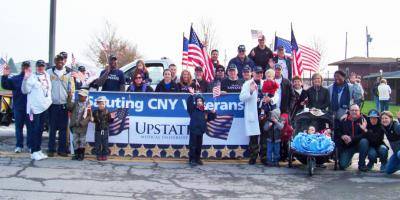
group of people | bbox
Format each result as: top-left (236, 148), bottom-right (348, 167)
top-left (1, 34), bottom-right (399, 174)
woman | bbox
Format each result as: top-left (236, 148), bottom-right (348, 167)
top-left (377, 79), bottom-right (391, 112)
top-left (365, 109), bottom-right (388, 171)
top-left (178, 69), bottom-right (193, 93)
top-left (155, 69), bottom-right (179, 92)
top-left (381, 111), bottom-right (400, 174)
top-left (306, 73), bottom-right (330, 111)
top-left (290, 76), bottom-right (307, 121)
top-left (127, 71), bottom-right (153, 92)
top-left (328, 70), bottom-right (352, 121)
top-left (132, 60), bottom-right (151, 84)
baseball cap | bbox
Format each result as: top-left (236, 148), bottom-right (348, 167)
top-left (36, 60), bottom-right (46, 67)
top-left (237, 45), bottom-right (246, 52)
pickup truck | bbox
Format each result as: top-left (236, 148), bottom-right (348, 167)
top-left (119, 57), bottom-right (174, 89)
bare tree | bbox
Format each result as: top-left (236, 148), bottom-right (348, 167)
top-left (309, 36), bottom-right (326, 71)
top-left (194, 18), bottom-right (219, 54)
top-left (86, 20), bottom-right (141, 68)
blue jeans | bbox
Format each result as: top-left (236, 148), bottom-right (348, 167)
top-left (339, 138), bottom-right (369, 170)
top-left (13, 109), bottom-right (31, 148)
top-left (367, 145), bottom-right (388, 169)
top-left (48, 104), bottom-right (68, 153)
top-left (386, 151), bottom-right (400, 174)
top-left (380, 100), bottom-right (389, 112)
top-left (267, 141), bottom-right (280, 163)
top-left (374, 96), bottom-right (380, 111)
top-left (28, 111), bottom-right (47, 153)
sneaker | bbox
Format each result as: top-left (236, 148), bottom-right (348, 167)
top-left (380, 164), bottom-right (386, 172)
top-left (31, 152), bottom-right (43, 161)
top-left (38, 151), bottom-right (48, 159)
top-left (196, 159), bottom-right (204, 165)
top-left (14, 147), bottom-right (22, 153)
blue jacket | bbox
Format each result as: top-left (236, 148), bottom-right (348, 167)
top-left (227, 56), bottom-right (255, 79)
top-left (1, 74), bottom-right (27, 112)
top-left (186, 95), bottom-right (216, 135)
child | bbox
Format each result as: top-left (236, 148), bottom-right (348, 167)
top-left (132, 60), bottom-right (151, 84)
top-left (264, 109), bottom-right (284, 166)
top-left (307, 126), bottom-right (316, 134)
top-left (260, 69), bottom-right (279, 115)
top-left (91, 96), bottom-right (115, 161)
top-left (186, 88), bottom-right (216, 166)
top-left (280, 113), bottom-right (294, 162)
top-left (68, 89), bottom-right (92, 161)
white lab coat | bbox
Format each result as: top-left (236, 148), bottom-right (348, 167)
top-left (239, 79), bottom-right (261, 136)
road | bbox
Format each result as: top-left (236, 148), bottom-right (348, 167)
top-left (0, 126), bottom-right (400, 200)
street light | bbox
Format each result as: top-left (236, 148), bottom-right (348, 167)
top-left (49, 0), bottom-right (56, 66)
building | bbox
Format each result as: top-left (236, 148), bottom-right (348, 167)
top-left (329, 57), bottom-right (400, 104)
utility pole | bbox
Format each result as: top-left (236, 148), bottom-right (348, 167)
top-left (345, 32), bottom-right (348, 60)
top-left (49, 0), bottom-right (57, 66)
top-left (366, 26), bottom-right (372, 58)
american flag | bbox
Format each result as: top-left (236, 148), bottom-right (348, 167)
top-left (182, 35), bottom-right (189, 68)
top-left (71, 53), bottom-right (76, 67)
top-left (212, 84), bottom-right (221, 98)
top-left (188, 26), bottom-right (214, 82)
top-left (206, 115), bottom-right (234, 140)
top-left (274, 29), bottom-right (321, 77)
top-left (0, 58), bottom-right (6, 75)
top-left (109, 108), bottom-right (130, 136)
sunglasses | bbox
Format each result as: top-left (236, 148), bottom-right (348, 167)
top-left (256, 71), bottom-right (263, 74)
top-left (134, 76), bottom-right (143, 79)
top-left (216, 70), bottom-right (225, 72)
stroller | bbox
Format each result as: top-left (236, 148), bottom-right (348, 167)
top-left (288, 109), bottom-right (338, 176)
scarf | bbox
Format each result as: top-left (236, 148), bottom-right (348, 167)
top-left (331, 82), bottom-right (350, 111)
top-left (197, 105), bottom-right (205, 111)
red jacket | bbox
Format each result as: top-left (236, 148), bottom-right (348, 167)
top-left (262, 79), bottom-right (279, 95)
top-left (280, 113), bottom-right (293, 141)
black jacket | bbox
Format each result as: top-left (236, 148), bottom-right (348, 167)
top-left (186, 95), bottom-right (216, 135)
top-left (248, 46), bottom-right (273, 70)
top-left (93, 109), bottom-right (114, 131)
top-left (290, 88), bottom-right (307, 121)
top-left (155, 80), bottom-right (179, 92)
top-left (191, 79), bottom-right (209, 93)
top-left (337, 116), bottom-right (367, 148)
top-left (278, 77), bottom-right (295, 114)
top-left (365, 119), bottom-right (386, 148)
top-left (306, 86), bottom-right (330, 111)
top-left (273, 56), bottom-right (292, 80)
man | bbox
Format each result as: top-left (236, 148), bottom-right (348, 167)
top-left (241, 65), bottom-right (252, 81)
top-left (21, 60), bottom-right (52, 161)
top-left (191, 67), bottom-right (208, 93)
top-left (96, 55), bottom-right (125, 91)
top-left (273, 46), bottom-right (292, 80)
top-left (328, 70), bottom-right (353, 121)
top-left (249, 35), bottom-right (274, 74)
top-left (228, 45), bottom-right (255, 79)
top-left (274, 64), bottom-right (294, 115)
top-left (349, 74), bottom-right (364, 107)
top-left (245, 66), bottom-right (276, 165)
top-left (211, 49), bottom-right (220, 67)
top-left (75, 65), bottom-right (92, 89)
top-left (207, 65), bottom-right (225, 92)
top-left (1, 61), bottom-right (31, 153)
top-left (46, 55), bottom-right (76, 157)
top-left (372, 77), bottom-right (381, 111)
top-left (221, 64), bottom-right (244, 93)
top-left (337, 104), bottom-right (369, 171)
top-left (168, 64), bottom-right (179, 83)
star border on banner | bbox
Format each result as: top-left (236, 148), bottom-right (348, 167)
top-left (180, 145), bottom-right (189, 158)
top-left (152, 145), bottom-right (162, 158)
top-left (207, 146), bottom-right (217, 158)
top-left (109, 144), bottom-right (120, 156)
top-left (220, 146), bottom-right (231, 158)
top-left (124, 145), bottom-right (133, 157)
top-left (165, 145), bottom-right (176, 158)
top-left (137, 144), bottom-right (147, 157)
top-left (235, 146), bottom-right (245, 158)
top-left (85, 144), bottom-right (93, 155)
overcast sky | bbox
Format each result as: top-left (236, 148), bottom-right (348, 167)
top-left (1, 0), bottom-right (399, 73)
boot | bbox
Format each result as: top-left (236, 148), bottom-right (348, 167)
top-left (79, 148), bottom-right (85, 161)
top-left (72, 149), bottom-right (79, 160)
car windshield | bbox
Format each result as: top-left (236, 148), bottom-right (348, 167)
top-left (124, 63), bottom-right (164, 85)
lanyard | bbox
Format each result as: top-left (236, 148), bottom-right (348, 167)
top-left (36, 73), bottom-right (49, 97)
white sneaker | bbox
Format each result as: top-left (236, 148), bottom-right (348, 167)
top-left (14, 147), bottom-right (22, 153)
top-left (38, 151), bottom-right (48, 159)
top-left (31, 151), bottom-right (44, 161)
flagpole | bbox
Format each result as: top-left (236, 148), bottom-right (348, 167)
top-left (366, 26), bottom-right (369, 57)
